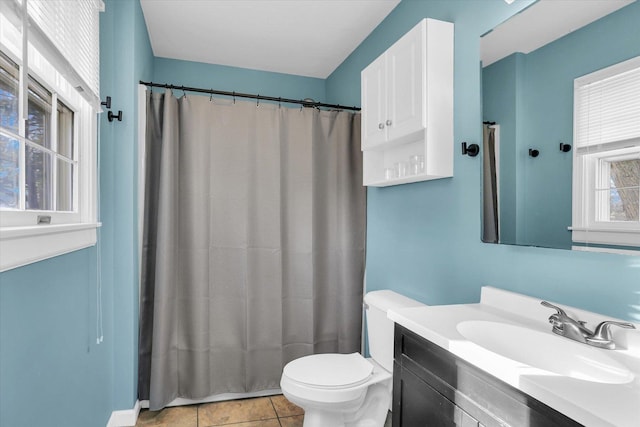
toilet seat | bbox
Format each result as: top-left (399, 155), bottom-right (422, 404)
top-left (281, 354), bottom-right (392, 405)
top-left (283, 353), bottom-right (374, 389)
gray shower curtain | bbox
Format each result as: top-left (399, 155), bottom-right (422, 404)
top-left (138, 90), bottom-right (366, 410)
top-left (482, 124), bottom-right (499, 243)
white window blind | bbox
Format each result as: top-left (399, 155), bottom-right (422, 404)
top-left (27, 0), bottom-right (101, 100)
top-left (0, 0), bottom-right (102, 105)
top-left (574, 57), bottom-right (640, 148)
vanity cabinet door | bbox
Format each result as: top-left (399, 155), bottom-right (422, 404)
top-left (394, 361), bottom-right (480, 426)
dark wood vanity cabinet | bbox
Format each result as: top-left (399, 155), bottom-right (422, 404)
top-left (392, 325), bottom-right (584, 427)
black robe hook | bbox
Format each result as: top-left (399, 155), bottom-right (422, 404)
top-left (108, 110), bottom-right (122, 122)
top-left (461, 142), bottom-right (480, 157)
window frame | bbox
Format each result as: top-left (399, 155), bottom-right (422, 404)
top-left (571, 56), bottom-right (640, 249)
top-left (0, 4), bottom-right (99, 272)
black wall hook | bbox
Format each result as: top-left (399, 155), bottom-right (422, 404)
top-left (101, 96), bottom-right (111, 109)
top-left (108, 110), bottom-right (122, 122)
top-left (529, 148), bottom-right (540, 158)
top-left (559, 143), bottom-right (572, 152)
top-left (461, 142), bottom-right (480, 157)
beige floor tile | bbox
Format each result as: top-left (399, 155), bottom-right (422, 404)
top-left (279, 415), bottom-right (304, 427)
top-left (135, 406), bottom-right (197, 427)
top-left (221, 420), bottom-right (281, 427)
top-left (198, 396), bottom-right (277, 426)
top-left (270, 395), bottom-right (304, 417)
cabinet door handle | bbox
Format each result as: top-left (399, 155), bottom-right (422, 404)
top-left (378, 123), bottom-right (385, 130)
top-left (386, 119), bottom-right (392, 126)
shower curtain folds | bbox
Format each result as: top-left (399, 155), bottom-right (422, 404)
top-left (482, 123), bottom-right (499, 243)
top-left (138, 90), bottom-right (366, 410)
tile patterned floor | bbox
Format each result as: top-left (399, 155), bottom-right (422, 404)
top-left (136, 395), bottom-right (303, 427)
top-left (136, 394), bottom-right (392, 426)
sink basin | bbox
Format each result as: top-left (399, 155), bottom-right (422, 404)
top-left (456, 320), bottom-right (634, 384)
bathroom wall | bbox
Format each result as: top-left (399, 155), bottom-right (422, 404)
top-left (326, 0), bottom-right (640, 321)
top-left (482, 2), bottom-right (640, 249)
top-left (0, 1), bottom-right (153, 426)
top-left (100, 0), bottom-right (154, 413)
top-left (152, 57), bottom-right (327, 105)
top-left (0, 249), bottom-right (111, 426)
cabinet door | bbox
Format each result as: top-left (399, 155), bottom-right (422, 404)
top-left (386, 20), bottom-right (425, 143)
top-left (361, 54), bottom-right (387, 149)
top-left (395, 364), bottom-right (479, 427)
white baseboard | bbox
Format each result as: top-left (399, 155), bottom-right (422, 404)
top-left (106, 400), bottom-right (141, 427)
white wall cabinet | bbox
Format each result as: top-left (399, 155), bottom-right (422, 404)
top-left (361, 18), bottom-right (454, 187)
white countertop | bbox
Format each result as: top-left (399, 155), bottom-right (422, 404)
top-left (387, 287), bottom-right (640, 427)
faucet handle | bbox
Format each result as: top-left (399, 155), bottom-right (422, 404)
top-left (541, 301), bottom-right (568, 317)
top-left (591, 321), bottom-right (636, 341)
top-left (541, 301), bottom-right (569, 333)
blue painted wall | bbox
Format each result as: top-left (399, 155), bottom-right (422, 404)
top-left (326, 0), bottom-right (640, 321)
top-left (482, 2), bottom-right (640, 249)
top-left (100, 0), bottom-right (154, 413)
top-left (0, 250), bottom-right (112, 426)
top-left (152, 57), bottom-right (326, 106)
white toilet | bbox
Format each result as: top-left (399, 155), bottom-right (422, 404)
top-left (280, 290), bottom-right (425, 427)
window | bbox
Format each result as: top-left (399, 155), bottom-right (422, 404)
top-left (0, 0), bottom-right (101, 271)
top-left (572, 56), bottom-right (640, 249)
top-left (0, 53), bottom-right (20, 209)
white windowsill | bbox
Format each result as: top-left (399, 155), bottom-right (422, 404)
top-left (570, 227), bottom-right (640, 248)
top-left (572, 245), bottom-right (640, 256)
top-left (0, 222), bottom-right (101, 272)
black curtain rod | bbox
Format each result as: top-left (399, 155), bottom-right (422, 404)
top-left (139, 81), bottom-right (361, 112)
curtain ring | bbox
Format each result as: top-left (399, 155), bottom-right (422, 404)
top-left (256, 96), bottom-right (260, 108)
top-left (209, 90), bottom-right (213, 102)
top-left (181, 86), bottom-right (186, 98)
top-left (278, 97), bottom-right (281, 109)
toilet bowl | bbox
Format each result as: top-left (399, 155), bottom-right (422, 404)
top-left (280, 290), bottom-right (425, 427)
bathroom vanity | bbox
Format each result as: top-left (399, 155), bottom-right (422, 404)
top-left (393, 325), bottom-right (581, 426)
top-left (388, 287), bottom-right (640, 427)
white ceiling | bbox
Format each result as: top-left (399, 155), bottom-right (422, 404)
top-left (140, 0), bottom-right (401, 79)
top-left (481, 0), bottom-right (635, 67)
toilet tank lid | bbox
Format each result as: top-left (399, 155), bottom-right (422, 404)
top-left (364, 290), bottom-right (425, 312)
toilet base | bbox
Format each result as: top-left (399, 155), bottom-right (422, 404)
top-left (295, 382), bottom-right (391, 427)
top-left (303, 409), bottom-right (346, 427)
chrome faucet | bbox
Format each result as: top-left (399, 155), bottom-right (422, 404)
top-left (541, 301), bottom-right (635, 350)
top-left (586, 321), bottom-right (636, 350)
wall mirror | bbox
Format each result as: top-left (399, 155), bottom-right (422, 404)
top-left (480, 0), bottom-right (640, 253)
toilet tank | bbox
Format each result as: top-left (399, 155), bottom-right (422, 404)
top-left (364, 290), bottom-right (425, 373)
